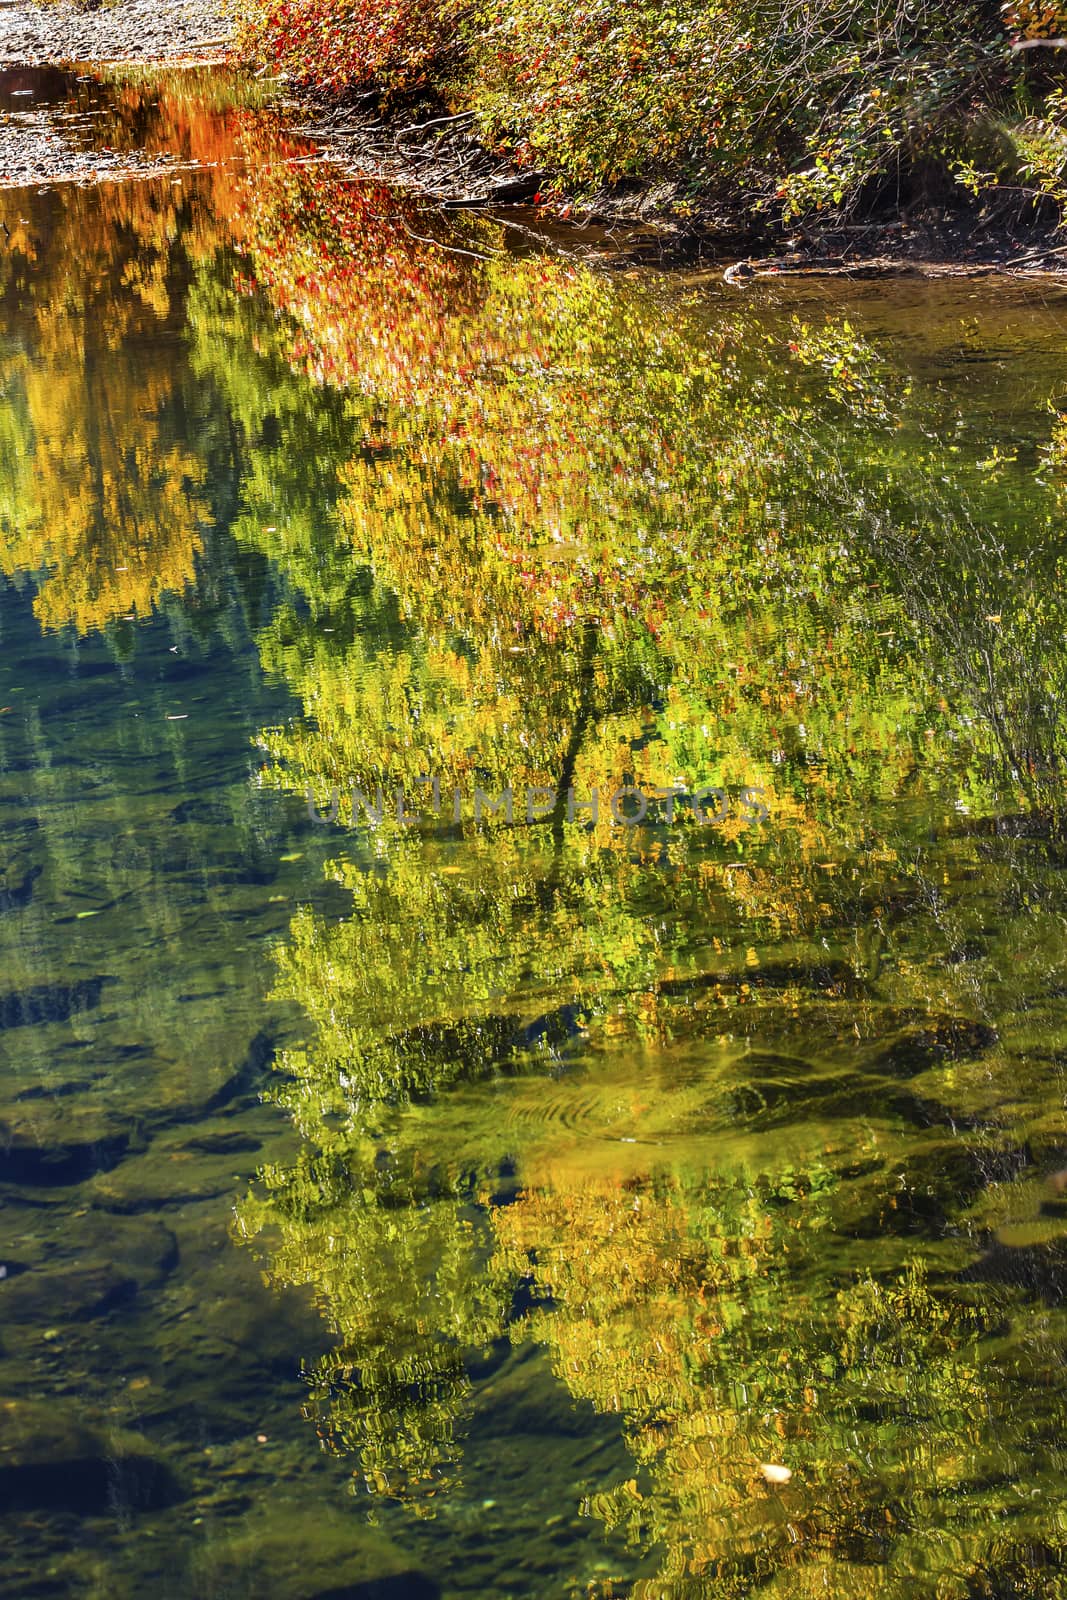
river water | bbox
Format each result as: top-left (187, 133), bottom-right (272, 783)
top-left (2, 64), bottom-right (1067, 1600)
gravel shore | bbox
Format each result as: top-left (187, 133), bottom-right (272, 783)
top-left (0, 0), bottom-right (229, 66)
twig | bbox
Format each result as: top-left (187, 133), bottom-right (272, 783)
top-left (1005, 239), bottom-right (1067, 265)
top-left (394, 111), bottom-right (476, 134)
top-left (398, 221), bottom-right (501, 261)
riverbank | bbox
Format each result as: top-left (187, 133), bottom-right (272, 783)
top-left (231, 0), bottom-right (1067, 272)
top-left (290, 89), bottom-right (1067, 276)
top-left (3, 0), bottom-right (1067, 276)
top-left (0, 0), bottom-right (228, 67)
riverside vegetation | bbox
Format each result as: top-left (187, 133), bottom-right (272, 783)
top-left (233, 0), bottom-right (1067, 241)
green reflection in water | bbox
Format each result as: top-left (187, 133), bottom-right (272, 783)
top-left (221, 159), bottom-right (1067, 1597)
top-left (2, 68), bottom-right (1067, 1600)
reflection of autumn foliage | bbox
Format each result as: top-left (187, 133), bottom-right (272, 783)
top-left (0, 81), bottom-right (303, 635)
top-left (238, 1149), bottom-right (513, 1505)
top-left (494, 1174), bottom-right (1013, 1599)
top-left (241, 1105), bottom-right (1056, 1593)
top-left (89, 70), bottom-right (276, 171)
top-left (266, 830), bottom-right (692, 1133)
top-left (230, 159), bottom-right (480, 399)
top-left (222, 160), bottom-right (956, 930)
top-left (495, 1171), bottom-right (826, 1590)
top-left (214, 157), bottom-right (1067, 955)
top-left (203, 152), bottom-right (1067, 948)
top-left (215, 151), bottom-right (1067, 1595)
top-left (0, 183), bottom-right (207, 632)
top-left (230, 159), bottom-right (793, 639)
top-left (0, 76), bottom-right (250, 632)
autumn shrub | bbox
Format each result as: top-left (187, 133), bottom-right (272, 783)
top-left (235, 0), bottom-right (469, 93)
top-left (459, 0), bottom-right (751, 188)
top-left (459, 0), bottom-right (1033, 212)
top-left (235, 0), bottom-right (1067, 218)
top-left (1002, 0), bottom-right (1067, 38)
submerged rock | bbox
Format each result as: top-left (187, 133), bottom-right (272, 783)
top-left (724, 1058), bottom-right (972, 1134)
top-left (1, 1260), bottom-right (137, 1322)
top-left (0, 862), bottom-right (42, 913)
top-left (657, 957), bottom-right (863, 1000)
top-left (0, 975), bottom-right (112, 1031)
top-left (85, 1104), bottom-right (296, 1212)
top-left (198, 1029), bottom-right (276, 1115)
top-left (960, 1233), bottom-right (1067, 1303)
top-left (840, 1140), bottom-right (1028, 1240)
top-left (186, 1508), bottom-right (438, 1600)
top-left (0, 1209), bottom-right (177, 1324)
top-left (0, 1102), bottom-right (135, 1184)
top-left (118, 1028), bottom-right (281, 1128)
top-left (866, 1017), bottom-right (998, 1079)
top-left (0, 1397), bottom-right (184, 1513)
top-left (341, 1580), bottom-right (441, 1599)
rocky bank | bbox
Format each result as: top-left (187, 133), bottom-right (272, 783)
top-left (0, 0), bottom-right (228, 67)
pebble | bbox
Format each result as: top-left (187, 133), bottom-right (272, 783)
top-left (0, 0), bottom-right (229, 69)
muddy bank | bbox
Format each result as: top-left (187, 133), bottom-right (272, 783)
top-left (0, 0), bottom-right (228, 67)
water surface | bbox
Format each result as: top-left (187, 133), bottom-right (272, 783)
top-left (2, 68), bottom-right (1067, 1600)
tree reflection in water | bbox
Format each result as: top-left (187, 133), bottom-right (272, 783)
top-left (5, 122), bottom-right (1067, 1595)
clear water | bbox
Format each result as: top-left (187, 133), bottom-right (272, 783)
top-left (2, 66), bottom-right (1067, 1600)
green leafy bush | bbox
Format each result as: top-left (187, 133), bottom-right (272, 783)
top-left (458, 0), bottom-right (1019, 211)
top-left (236, 0), bottom-right (1067, 220)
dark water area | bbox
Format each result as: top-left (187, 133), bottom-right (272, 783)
top-left (3, 66), bottom-right (1067, 1600)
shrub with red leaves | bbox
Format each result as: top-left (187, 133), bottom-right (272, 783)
top-left (238, 0), bottom-right (469, 93)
